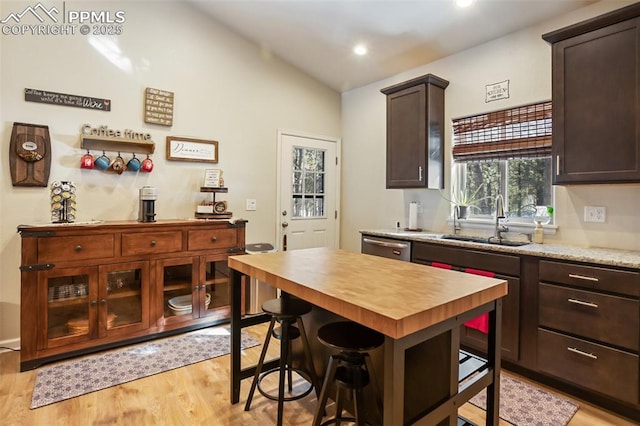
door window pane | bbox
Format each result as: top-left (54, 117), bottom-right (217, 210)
top-left (292, 147), bottom-right (326, 218)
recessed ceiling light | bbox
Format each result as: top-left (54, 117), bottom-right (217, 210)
top-left (353, 44), bottom-right (368, 56)
top-left (456, 0), bottom-right (474, 7)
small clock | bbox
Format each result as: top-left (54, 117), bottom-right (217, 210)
top-left (213, 201), bottom-right (228, 214)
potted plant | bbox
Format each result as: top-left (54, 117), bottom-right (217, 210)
top-left (439, 184), bottom-right (490, 219)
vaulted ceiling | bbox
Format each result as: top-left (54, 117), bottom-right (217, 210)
top-left (189, 0), bottom-right (597, 92)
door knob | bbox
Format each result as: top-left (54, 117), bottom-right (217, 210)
top-left (281, 221), bottom-right (288, 228)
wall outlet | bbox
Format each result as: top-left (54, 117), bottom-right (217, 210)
top-left (584, 206), bottom-right (606, 223)
top-left (246, 199), bottom-right (257, 211)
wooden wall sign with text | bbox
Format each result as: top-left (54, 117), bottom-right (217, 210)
top-left (25, 88), bottom-right (111, 111)
top-left (144, 88), bottom-right (174, 126)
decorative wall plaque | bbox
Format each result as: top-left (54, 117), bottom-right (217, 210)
top-left (9, 122), bottom-right (52, 187)
top-left (166, 136), bottom-right (218, 163)
top-left (25, 88), bottom-right (111, 111)
top-left (485, 80), bottom-right (510, 103)
top-left (144, 87), bottom-right (174, 126)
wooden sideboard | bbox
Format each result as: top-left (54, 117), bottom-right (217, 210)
top-left (18, 219), bottom-right (246, 371)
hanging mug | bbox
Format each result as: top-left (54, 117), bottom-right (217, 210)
top-left (111, 153), bottom-right (126, 175)
top-left (127, 154), bottom-right (141, 172)
top-left (80, 151), bottom-right (94, 169)
top-left (94, 152), bottom-right (111, 170)
top-left (141, 155), bottom-right (154, 173)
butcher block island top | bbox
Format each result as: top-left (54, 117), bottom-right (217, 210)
top-left (228, 247), bottom-right (507, 339)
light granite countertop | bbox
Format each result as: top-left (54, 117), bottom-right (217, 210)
top-left (360, 229), bottom-right (640, 270)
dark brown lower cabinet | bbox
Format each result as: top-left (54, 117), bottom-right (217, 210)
top-left (411, 241), bottom-right (521, 362)
top-left (538, 328), bottom-right (639, 405)
top-left (538, 259), bottom-right (640, 411)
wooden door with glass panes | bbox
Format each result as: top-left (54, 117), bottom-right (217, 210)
top-left (98, 261), bottom-right (149, 338)
top-left (157, 257), bottom-right (199, 325)
top-left (198, 253), bottom-right (232, 321)
top-left (38, 266), bottom-right (98, 350)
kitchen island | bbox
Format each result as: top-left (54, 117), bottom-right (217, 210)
top-left (228, 247), bottom-right (507, 425)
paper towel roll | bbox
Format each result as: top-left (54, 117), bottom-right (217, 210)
top-left (409, 202), bottom-right (418, 230)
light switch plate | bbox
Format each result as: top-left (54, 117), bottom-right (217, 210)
top-left (584, 206), bottom-right (606, 223)
top-left (246, 199), bottom-right (257, 211)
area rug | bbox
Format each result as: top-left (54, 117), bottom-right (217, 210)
top-left (30, 327), bottom-right (259, 409)
top-left (469, 374), bottom-right (579, 426)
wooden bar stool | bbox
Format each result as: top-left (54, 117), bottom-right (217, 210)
top-left (313, 321), bottom-right (384, 426)
top-left (244, 297), bottom-right (320, 426)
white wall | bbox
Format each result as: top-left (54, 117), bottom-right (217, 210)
top-left (0, 1), bottom-right (340, 346)
top-left (341, 0), bottom-right (640, 253)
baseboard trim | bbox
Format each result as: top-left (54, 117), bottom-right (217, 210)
top-left (0, 338), bottom-right (20, 352)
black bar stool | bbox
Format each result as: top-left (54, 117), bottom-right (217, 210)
top-left (313, 321), bottom-right (385, 426)
top-left (244, 297), bottom-right (320, 426)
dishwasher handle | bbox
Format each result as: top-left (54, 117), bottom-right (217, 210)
top-left (362, 238), bottom-right (410, 250)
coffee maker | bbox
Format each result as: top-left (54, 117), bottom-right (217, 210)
top-left (138, 186), bottom-right (157, 222)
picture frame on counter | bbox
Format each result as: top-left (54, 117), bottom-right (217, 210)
top-left (203, 169), bottom-right (222, 187)
top-left (166, 136), bottom-right (218, 163)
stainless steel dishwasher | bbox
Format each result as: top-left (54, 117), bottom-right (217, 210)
top-left (361, 235), bottom-right (411, 261)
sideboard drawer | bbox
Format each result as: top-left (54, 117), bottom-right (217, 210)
top-left (539, 283), bottom-right (639, 351)
top-left (539, 260), bottom-right (640, 297)
top-left (188, 228), bottom-right (238, 251)
top-left (538, 328), bottom-right (639, 405)
top-left (121, 231), bottom-right (183, 256)
top-left (38, 235), bottom-right (115, 262)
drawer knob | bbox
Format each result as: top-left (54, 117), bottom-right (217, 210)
top-left (567, 298), bottom-right (598, 308)
top-left (150, 240), bottom-right (157, 247)
top-left (567, 346), bottom-right (598, 360)
top-left (211, 236), bottom-right (217, 242)
top-left (75, 245), bottom-right (82, 252)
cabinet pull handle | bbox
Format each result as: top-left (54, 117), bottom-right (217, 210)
top-left (568, 298), bottom-right (598, 308)
top-left (211, 236), bottom-right (217, 242)
top-left (75, 245), bottom-right (82, 252)
top-left (100, 299), bottom-right (107, 305)
top-left (91, 300), bottom-right (97, 306)
top-left (568, 273), bottom-right (599, 282)
top-left (150, 240), bottom-right (157, 247)
top-left (567, 346), bottom-right (598, 360)
top-left (418, 166), bottom-right (423, 181)
top-left (194, 285), bottom-right (200, 291)
top-left (556, 155), bottom-right (561, 176)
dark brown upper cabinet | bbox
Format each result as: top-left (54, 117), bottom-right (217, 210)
top-left (381, 74), bottom-right (449, 189)
top-left (543, 3), bottom-right (640, 184)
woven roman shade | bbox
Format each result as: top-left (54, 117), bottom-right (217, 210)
top-left (452, 101), bottom-right (552, 162)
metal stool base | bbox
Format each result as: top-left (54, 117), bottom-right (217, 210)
top-left (257, 367), bottom-right (314, 402)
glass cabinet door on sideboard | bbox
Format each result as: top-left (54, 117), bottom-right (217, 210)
top-left (98, 261), bottom-right (150, 338)
top-left (199, 253), bottom-right (232, 321)
top-left (37, 261), bottom-right (149, 350)
top-left (158, 257), bottom-right (199, 325)
top-left (158, 255), bottom-right (233, 324)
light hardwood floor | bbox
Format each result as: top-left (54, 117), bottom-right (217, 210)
top-left (1, 324), bottom-right (636, 426)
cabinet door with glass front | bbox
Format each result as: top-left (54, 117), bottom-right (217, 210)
top-left (38, 266), bottom-right (98, 350)
top-left (199, 254), bottom-right (232, 321)
top-left (98, 261), bottom-right (150, 338)
top-left (157, 257), bottom-right (198, 325)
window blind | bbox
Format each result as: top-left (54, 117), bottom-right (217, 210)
top-left (452, 101), bottom-right (552, 162)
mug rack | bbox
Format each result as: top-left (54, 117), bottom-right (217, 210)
top-left (80, 135), bottom-right (155, 154)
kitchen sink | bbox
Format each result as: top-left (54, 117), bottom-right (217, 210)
top-left (441, 234), bottom-right (530, 247)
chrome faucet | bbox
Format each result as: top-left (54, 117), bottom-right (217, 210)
top-left (494, 194), bottom-right (508, 240)
top-left (453, 205), bottom-right (461, 235)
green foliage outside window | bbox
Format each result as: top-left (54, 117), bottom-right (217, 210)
top-left (459, 157), bottom-right (552, 220)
